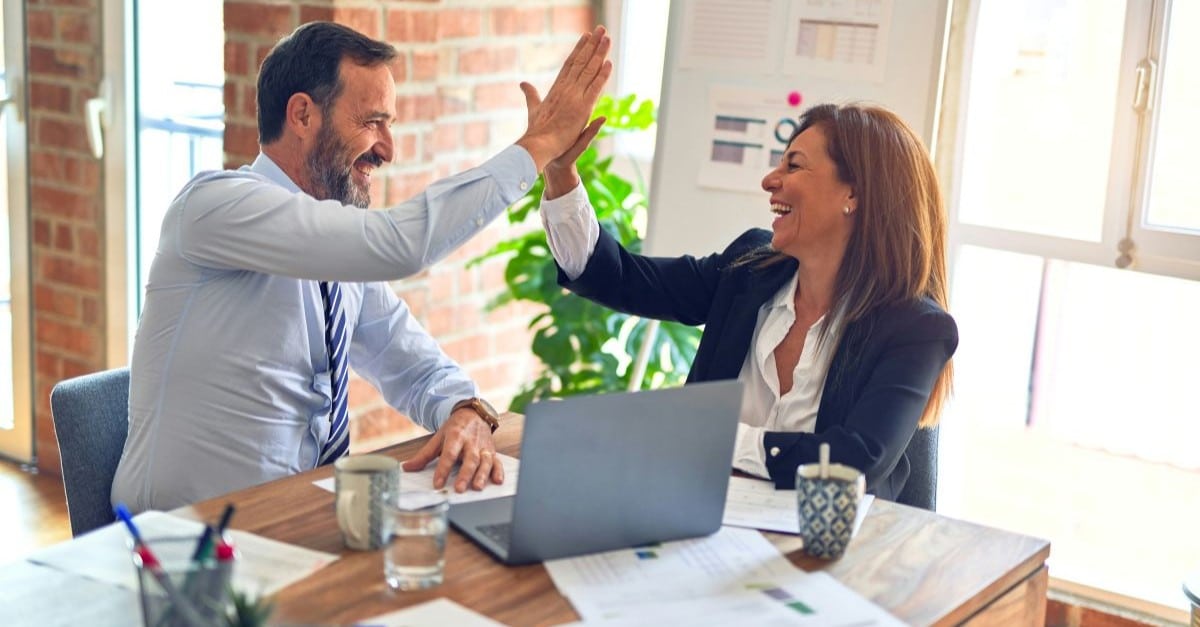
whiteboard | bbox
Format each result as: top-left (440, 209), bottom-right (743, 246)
top-left (645, 0), bottom-right (950, 257)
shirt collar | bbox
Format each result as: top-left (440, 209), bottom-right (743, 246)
top-left (767, 271), bottom-right (800, 313)
top-left (246, 153), bottom-right (304, 194)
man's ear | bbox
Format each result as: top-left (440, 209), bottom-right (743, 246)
top-left (285, 92), bottom-right (320, 139)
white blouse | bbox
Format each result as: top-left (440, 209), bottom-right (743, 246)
top-left (542, 184), bottom-right (841, 479)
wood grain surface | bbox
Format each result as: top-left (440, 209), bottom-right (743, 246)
top-left (176, 414), bottom-right (1050, 626)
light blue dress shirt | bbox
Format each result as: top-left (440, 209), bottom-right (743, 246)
top-left (112, 146), bottom-right (536, 512)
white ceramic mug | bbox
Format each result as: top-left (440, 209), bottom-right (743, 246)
top-left (334, 454), bottom-right (400, 550)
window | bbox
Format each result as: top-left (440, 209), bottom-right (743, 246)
top-left (939, 0), bottom-right (1200, 617)
top-left (0, 0), bottom-right (31, 463)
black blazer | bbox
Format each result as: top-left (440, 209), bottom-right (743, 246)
top-left (559, 228), bottom-right (958, 500)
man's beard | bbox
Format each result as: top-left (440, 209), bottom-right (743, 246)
top-left (305, 124), bottom-right (375, 208)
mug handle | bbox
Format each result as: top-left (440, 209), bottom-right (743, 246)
top-left (336, 489), bottom-right (366, 546)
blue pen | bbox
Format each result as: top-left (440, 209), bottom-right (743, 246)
top-left (113, 503), bottom-right (210, 627)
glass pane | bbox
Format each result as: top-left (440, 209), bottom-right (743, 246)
top-left (957, 0), bottom-right (1126, 240)
top-left (1, 4), bottom-right (12, 431)
top-left (615, 0), bottom-right (670, 161)
top-left (1145, 0), bottom-right (1200, 233)
top-left (135, 1), bottom-right (224, 312)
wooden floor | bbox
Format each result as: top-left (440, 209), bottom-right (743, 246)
top-left (0, 460), bottom-right (71, 565)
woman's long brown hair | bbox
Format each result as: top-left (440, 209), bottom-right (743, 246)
top-left (747, 103), bottom-right (953, 427)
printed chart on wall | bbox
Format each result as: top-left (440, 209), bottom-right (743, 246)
top-left (699, 87), bottom-right (804, 194)
top-left (785, 0), bottom-right (893, 83)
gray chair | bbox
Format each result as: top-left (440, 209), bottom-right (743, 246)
top-left (896, 425), bottom-right (939, 511)
top-left (50, 367), bottom-right (130, 536)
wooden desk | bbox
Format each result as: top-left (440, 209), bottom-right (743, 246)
top-left (173, 414), bottom-right (1050, 626)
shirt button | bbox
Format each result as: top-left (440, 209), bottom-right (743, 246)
top-left (475, 217), bottom-right (484, 226)
top-left (769, 446), bottom-right (781, 457)
top-left (519, 181), bottom-right (529, 191)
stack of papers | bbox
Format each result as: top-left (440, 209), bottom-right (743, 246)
top-left (723, 476), bottom-right (875, 535)
top-left (545, 526), bottom-right (901, 626)
top-left (314, 453), bottom-right (520, 505)
top-left (27, 510), bottom-right (337, 596)
top-left (358, 598), bottom-right (505, 627)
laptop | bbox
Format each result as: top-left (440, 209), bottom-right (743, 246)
top-left (449, 379), bottom-right (744, 565)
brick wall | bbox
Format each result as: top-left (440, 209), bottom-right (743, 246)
top-left (222, 0), bottom-right (594, 449)
top-left (27, 0), bottom-right (106, 474)
top-left (24, 0), bottom-right (593, 473)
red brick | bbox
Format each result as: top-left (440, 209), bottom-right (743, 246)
top-left (39, 256), bottom-right (100, 290)
top-left (33, 218), bottom-right (52, 246)
top-left (29, 45), bottom-right (90, 79)
top-left (393, 132), bottom-right (419, 163)
top-left (57, 10), bottom-right (94, 44)
top-left (411, 50), bottom-right (438, 81)
top-left (473, 81), bottom-right (524, 112)
top-left (31, 185), bottom-right (95, 221)
top-left (35, 284), bottom-right (80, 320)
top-left (464, 121), bottom-right (489, 148)
top-left (429, 270), bottom-right (457, 301)
top-left (77, 226), bottom-right (99, 258)
top-left (437, 85), bottom-right (470, 116)
top-left (443, 334), bottom-right (490, 365)
top-left (225, 2), bottom-right (296, 39)
top-left (81, 297), bottom-right (100, 325)
top-left (384, 170), bottom-right (434, 205)
top-left (388, 54), bottom-right (408, 83)
top-left (459, 46), bottom-right (518, 75)
top-left (395, 93), bottom-right (438, 123)
top-left (35, 117), bottom-right (91, 152)
top-left (31, 150), bottom-right (65, 181)
top-left (29, 81), bottom-right (72, 113)
top-left (60, 356), bottom-right (96, 380)
top-left (433, 123), bottom-right (458, 153)
top-left (333, 7), bottom-right (381, 39)
top-left (241, 84), bottom-right (258, 119)
top-left (27, 9), bottom-right (55, 42)
top-left (54, 223), bottom-right (73, 251)
top-left (223, 122), bottom-right (260, 164)
top-left (225, 40), bottom-right (249, 76)
top-left (438, 9), bottom-right (482, 39)
top-left (551, 6), bottom-right (593, 34)
top-left (385, 9), bottom-right (437, 44)
top-left (298, 5), bottom-right (334, 24)
top-left (36, 318), bottom-right (97, 354)
top-left (490, 7), bottom-right (547, 36)
top-left (36, 352), bottom-right (62, 378)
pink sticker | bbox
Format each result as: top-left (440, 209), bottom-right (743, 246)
top-left (787, 91), bottom-right (802, 107)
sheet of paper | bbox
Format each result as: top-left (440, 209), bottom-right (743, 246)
top-left (723, 476), bottom-right (874, 537)
top-left (559, 571), bottom-right (903, 627)
top-left (313, 453), bottom-right (520, 505)
top-left (677, 0), bottom-right (776, 72)
top-left (782, 0), bottom-right (894, 82)
top-left (27, 510), bottom-right (337, 596)
top-left (0, 560), bottom-right (140, 627)
top-left (355, 598), bottom-right (506, 627)
top-left (544, 526), bottom-right (801, 620)
top-left (698, 86), bottom-right (804, 194)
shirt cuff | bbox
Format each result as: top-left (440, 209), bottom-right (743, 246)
top-left (479, 144), bottom-right (539, 205)
top-left (732, 422), bottom-right (770, 479)
top-left (540, 183), bottom-right (599, 281)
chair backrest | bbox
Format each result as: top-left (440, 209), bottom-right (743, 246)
top-left (50, 367), bottom-right (130, 536)
top-left (896, 425), bottom-right (939, 511)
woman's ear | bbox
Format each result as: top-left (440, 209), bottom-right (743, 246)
top-left (285, 92), bottom-right (319, 139)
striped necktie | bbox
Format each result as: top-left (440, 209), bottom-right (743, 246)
top-left (318, 281), bottom-right (350, 465)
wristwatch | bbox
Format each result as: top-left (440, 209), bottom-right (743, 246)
top-left (453, 397), bottom-right (500, 433)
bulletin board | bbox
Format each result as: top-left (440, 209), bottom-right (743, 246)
top-left (644, 0), bottom-right (951, 256)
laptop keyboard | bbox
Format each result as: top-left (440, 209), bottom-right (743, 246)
top-left (476, 522), bottom-right (512, 549)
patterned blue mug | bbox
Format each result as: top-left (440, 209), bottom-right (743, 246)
top-left (335, 454), bottom-right (401, 550)
top-left (795, 463), bottom-right (865, 560)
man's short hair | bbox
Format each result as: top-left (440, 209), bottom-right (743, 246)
top-left (256, 21), bottom-right (398, 145)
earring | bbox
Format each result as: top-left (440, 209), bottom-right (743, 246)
top-left (842, 206), bottom-right (851, 216)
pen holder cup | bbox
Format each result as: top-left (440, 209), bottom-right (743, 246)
top-left (795, 463), bottom-right (866, 560)
top-left (133, 536), bottom-right (234, 627)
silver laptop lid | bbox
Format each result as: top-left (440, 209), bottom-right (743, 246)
top-left (505, 379), bottom-right (745, 563)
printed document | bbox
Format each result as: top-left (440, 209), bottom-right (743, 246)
top-left (723, 476), bottom-right (874, 536)
top-left (313, 453), bottom-right (519, 505)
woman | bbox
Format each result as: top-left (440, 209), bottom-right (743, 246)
top-left (539, 103), bottom-right (957, 502)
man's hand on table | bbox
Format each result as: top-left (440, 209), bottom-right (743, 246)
top-left (402, 408), bottom-right (505, 492)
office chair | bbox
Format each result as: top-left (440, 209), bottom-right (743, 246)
top-left (895, 425), bottom-right (939, 511)
top-left (50, 367), bottom-right (130, 536)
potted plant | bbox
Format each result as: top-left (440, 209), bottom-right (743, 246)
top-left (471, 95), bottom-right (702, 411)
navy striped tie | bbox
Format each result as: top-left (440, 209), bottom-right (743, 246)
top-left (318, 281), bottom-right (350, 465)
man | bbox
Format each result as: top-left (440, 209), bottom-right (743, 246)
top-left (111, 21), bottom-right (611, 511)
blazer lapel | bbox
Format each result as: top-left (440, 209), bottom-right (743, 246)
top-left (702, 260), bottom-right (797, 380)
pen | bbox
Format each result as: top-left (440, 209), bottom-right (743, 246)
top-left (216, 503), bottom-right (236, 536)
top-left (190, 525), bottom-right (214, 563)
top-left (113, 503), bottom-right (210, 627)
